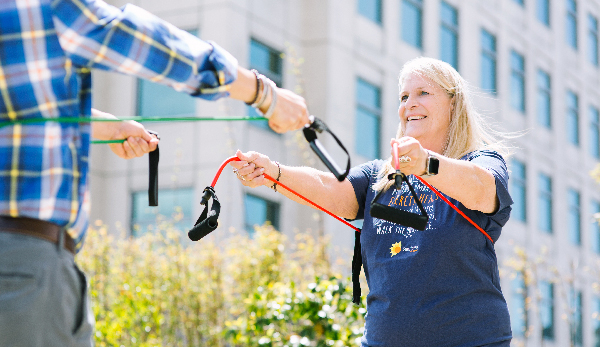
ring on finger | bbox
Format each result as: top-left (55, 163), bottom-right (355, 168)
top-left (398, 156), bottom-right (411, 163)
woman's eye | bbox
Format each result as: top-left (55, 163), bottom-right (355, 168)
top-left (400, 95), bottom-right (408, 101)
top-left (420, 90), bottom-right (429, 95)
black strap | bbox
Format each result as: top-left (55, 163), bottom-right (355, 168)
top-left (352, 228), bottom-right (362, 305)
top-left (147, 130), bottom-right (160, 207)
top-left (370, 173), bottom-right (429, 231)
top-left (302, 117), bottom-right (351, 182)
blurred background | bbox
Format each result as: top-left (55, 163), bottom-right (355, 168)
top-left (87, 0), bottom-right (600, 346)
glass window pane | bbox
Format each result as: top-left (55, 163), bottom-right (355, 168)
top-left (537, 69), bottom-right (551, 128)
top-left (566, 0), bottom-right (578, 49)
top-left (440, 2), bottom-right (459, 70)
top-left (537, 0), bottom-right (550, 26)
top-left (510, 51), bottom-right (526, 113)
top-left (540, 281), bottom-right (555, 340)
top-left (510, 160), bottom-right (527, 222)
top-left (356, 108), bottom-right (380, 159)
top-left (356, 78), bottom-right (381, 160)
top-left (569, 289), bottom-right (583, 346)
top-left (510, 272), bottom-right (528, 336)
top-left (244, 194), bottom-right (280, 235)
top-left (589, 14), bottom-right (599, 66)
top-left (567, 90), bottom-right (580, 146)
top-left (402, 0), bottom-right (423, 48)
top-left (358, 0), bottom-right (382, 24)
top-left (592, 200), bottom-right (600, 254)
top-left (594, 297), bottom-right (600, 346)
top-left (568, 189), bottom-right (581, 245)
top-left (131, 188), bottom-right (194, 235)
top-left (539, 173), bottom-right (553, 233)
top-left (590, 106), bottom-right (600, 158)
top-left (481, 29), bottom-right (497, 95)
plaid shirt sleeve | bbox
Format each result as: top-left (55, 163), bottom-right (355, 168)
top-left (51, 0), bottom-right (238, 100)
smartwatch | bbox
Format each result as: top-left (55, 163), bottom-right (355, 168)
top-left (422, 151), bottom-right (439, 177)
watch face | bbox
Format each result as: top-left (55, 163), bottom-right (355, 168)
top-left (428, 156), bottom-right (440, 175)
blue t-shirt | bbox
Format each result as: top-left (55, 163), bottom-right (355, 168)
top-left (347, 150), bottom-right (513, 347)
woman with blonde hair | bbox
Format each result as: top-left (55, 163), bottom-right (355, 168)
top-left (231, 57), bottom-right (513, 347)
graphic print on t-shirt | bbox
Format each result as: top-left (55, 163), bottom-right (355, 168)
top-left (374, 178), bottom-right (441, 256)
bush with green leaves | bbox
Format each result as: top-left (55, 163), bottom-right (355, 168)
top-left (77, 221), bottom-right (366, 346)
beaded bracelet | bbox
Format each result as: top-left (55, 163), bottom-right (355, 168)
top-left (245, 69), bottom-right (261, 106)
top-left (271, 161), bottom-right (281, 192)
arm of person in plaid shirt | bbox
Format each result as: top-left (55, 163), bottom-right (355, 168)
top-left (51, 0), bottom-right (309, 133)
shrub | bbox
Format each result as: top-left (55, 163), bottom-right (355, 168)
top-left (77, 222), bottom-right (366, 346)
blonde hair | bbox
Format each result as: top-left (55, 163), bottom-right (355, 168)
top-left (373, 57), bottom-right (509, 192)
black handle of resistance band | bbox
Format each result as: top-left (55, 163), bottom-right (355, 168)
top-left (188, 187), bottom-right (221, 241)
top-left (147, 130), bottom-right (160, 207)
top-left (352, 228), bottom-right (362, 305)
top-left (369, 172), bottom-right (429, 231)
top-left (302, 117), bottom-right (351, 182)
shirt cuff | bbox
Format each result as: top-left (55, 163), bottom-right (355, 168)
top-left (192, 41), bottom-right (238, 100)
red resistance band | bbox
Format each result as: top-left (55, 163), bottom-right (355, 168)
top-left (212, 154), bottom-right (492, 242)
top-left (210, 156), bottom-right (359, 232)
top-left (392, 144), bottom-right (493, 243)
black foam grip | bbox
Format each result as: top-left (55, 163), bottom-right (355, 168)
top-left (148, 146), bottom-right (159, 206)
top-left (188, 215), bottom-right (218, 241)
top-left (351, 229), bottom-right (362, 305)
top-left (370, 203), bottom-right (428, 231)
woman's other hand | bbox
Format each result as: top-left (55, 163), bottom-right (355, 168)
top-left (390, 137), bottom-right (430, 177)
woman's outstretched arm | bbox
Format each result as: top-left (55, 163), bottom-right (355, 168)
top-left (230, 150), bottom-right (359, 220)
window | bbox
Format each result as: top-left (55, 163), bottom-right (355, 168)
top-left (510, 271), bottom-right (528, 337)
top-left (539, 173), bottom-right (553, 233)
top-left (569, 289), bottom-right (583, 346)
top-left (131, 188), bottom-right (194, 236)
top-left (440, 1), bottom-right (459, 70)
top-left (537, 69), bottom-right (552, 128)
top-left (402, 0), bottom-right (423, 49)
top-left (566, 0), bottom-right (578, 49)
top-left (248, 39), bottom-right (283, 129)
top-left (568, 188), bottom-right (581, 245)
top-left (510, 159), bottom-right (527, 222)
top-left (590, 106), bottom-right (600, 158)
top-left (244, 194), bottom-right (280, 235)
top-left (540, 281), bottom-right (555, 340)
top-left (137, 30), bottom-right (198, 118)
top-left (567, 90), bottom-right (580, 146)
top-left (481, 29), bottom-right (497, 95)
top-left (355, 78), bottom-right (381, 159)
top-left (594, 297), bottom-right (600, 347)
top-left (592, 200), bottom-right (600, 254)
top-left (358, 0), bottom-right (382, 24)
top-left (510, 51), bottom-right (526, 113)
top-left (537, 0), bottom-right (550, 26)
top-left (589, 14), bottom-right (599, 66)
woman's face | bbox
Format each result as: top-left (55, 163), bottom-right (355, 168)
top-left (398, 73), bottom-right (453, 145)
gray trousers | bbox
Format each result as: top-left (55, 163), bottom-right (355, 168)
top-left (0, 231), bottom-right (94, 347)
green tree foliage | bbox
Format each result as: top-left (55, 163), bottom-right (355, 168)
top-left (78, 222), bottom-right (366, 346)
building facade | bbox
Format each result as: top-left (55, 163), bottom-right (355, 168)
top-left (89, 0), bottom-right (600, 346)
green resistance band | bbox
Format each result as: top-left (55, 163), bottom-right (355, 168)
top-left (0, 116), bottom-right (265, 144)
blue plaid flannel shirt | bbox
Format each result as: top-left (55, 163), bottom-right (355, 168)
top-left (0, 0), bottom-right (238, 250)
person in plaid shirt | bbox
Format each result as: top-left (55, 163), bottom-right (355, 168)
top-left (0, 0), bottom-right (309, 345)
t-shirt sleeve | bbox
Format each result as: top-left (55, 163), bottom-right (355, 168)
top-left (467, 151), bottom-right (513, 239)
top-left (346, 161), bottom-right (380, 220)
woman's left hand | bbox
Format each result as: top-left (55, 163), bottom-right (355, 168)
top-left (390, 137), bottom-right (430, 176)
